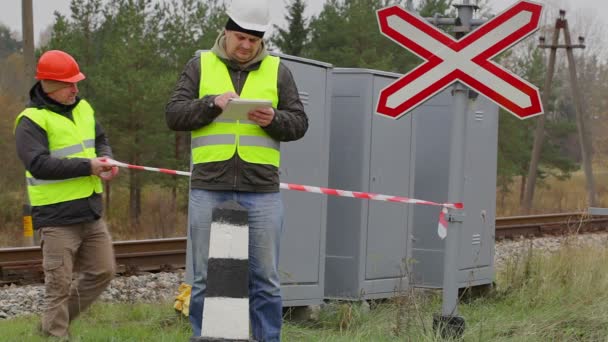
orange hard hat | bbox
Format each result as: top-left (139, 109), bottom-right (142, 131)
top-left (35, 50), bottom-right (86, 83)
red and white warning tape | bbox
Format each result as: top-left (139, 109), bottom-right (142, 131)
top-left (280, 183), bottom-right (462, 209)
top-left (102, 158), bottom-right (461, 238)
top-left (106, 158), bottom-right (192, 177)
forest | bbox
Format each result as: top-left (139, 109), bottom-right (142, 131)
top-left (1, 0), bottom-right (607, 246)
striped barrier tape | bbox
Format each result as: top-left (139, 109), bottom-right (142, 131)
top-left (101, 158), bottom-right (462, 238)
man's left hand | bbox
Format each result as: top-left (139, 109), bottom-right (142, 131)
top-left (100, 166), bottom-right (119, 181)
top-left (247, 107), bottom-right (275, 127)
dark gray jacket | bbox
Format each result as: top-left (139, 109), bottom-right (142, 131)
top-left (165, 34), bottom-right (308, 192)
top-left (14, 82), bottom-right (113, 229)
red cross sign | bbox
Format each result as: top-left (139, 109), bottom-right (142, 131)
top-left (376, 1), bottom-right (543, 119)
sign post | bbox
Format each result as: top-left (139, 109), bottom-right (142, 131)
top-left (435, 81), bottom-right (468, 337)
top-left (376, 0), bottom-right (543, 337)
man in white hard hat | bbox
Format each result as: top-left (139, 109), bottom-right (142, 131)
top-left (165, 0), bottom-right (308, 341)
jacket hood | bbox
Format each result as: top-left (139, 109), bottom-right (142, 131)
top-left (27, 81), bottom-right (80, 115)
top-left (211, 31), bottom-right (269, 70)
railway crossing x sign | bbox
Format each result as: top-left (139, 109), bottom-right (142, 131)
top-left (376, 1), bottom-right (544, 119)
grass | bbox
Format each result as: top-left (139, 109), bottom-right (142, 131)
top-left (0, 302), bottom-right (191, 342)
top-left (0, 185), bottom-right (189, 247)
top-left (465, 236), bottom-right (608, 341)
top-left (2, 237), bottom-right (607, 341)
top-left (497, 168), bottom-right (608, 216)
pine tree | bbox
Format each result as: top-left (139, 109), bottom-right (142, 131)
top-left (417, 0), bottom-right (453, 17)
top-left (0, 24), bottom-right (22, 59)
top-left (306, 0), bottom-right (418, 72)
top-left (271, 0), bottom-right (310, 56)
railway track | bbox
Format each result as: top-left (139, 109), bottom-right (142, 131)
top-left (495, 212), bottom-right (608, 239)
top-left (2, 213), bottom-right (607, 285)
top-left (0, 238), bottom-right (185, 285)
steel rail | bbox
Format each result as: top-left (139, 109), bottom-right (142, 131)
top-left (2, 213), bottom-right (608, 284)
top-left (0, 238), bottom-right (185, 285)
top-left (495, 212), bottom-right (608, 239)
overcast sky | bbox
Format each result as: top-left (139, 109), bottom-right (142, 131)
top-left (0, 0), bottom-right (606, 46)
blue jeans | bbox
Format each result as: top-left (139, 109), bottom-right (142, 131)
top-left (188, 189), bottom-right (284, 342)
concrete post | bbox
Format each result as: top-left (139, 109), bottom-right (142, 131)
top-left (191, 201), bottom-right (250, 342)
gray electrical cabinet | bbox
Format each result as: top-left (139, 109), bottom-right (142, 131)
top-left (275, 53), bottom-right (333, 306)
top-left (325, 68), bottom-right (415, 299)
top-left (325, 67), bottom-right (497, 299)
top-left (410, 91), bottom-right (497, 289)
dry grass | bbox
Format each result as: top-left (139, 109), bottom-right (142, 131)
top-left (104, 185), bottom-right (188, 242)
top-left (0, 186), bottom-right (188, 247)
top-left (497, 167), bottom-right (608, 216)
top-left (0, 190), bottom-right (26, 247)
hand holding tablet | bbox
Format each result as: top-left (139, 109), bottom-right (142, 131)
top-left (221, 98), bottom-right (273, 121)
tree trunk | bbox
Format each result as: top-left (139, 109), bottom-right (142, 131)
top-left (129, 170), bottom-right (138, 232)
top-left (129, 151), bottom-right (141, 234)
top-left (170, 132), bottom-right (182, 235)
top-left (519, 174), bottom-right (526, 206)
top-left (104, 181), bottom-right (111, 218)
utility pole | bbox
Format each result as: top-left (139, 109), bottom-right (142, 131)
top-left (561, 16), bottom-right (596, 208)
top-left (21, 0), bottom-right (35, 91)
top-left (522, 10), bottom-right (594, 213)
top-left (406, 0), bottom-right (414, 11)
top-left (21, 0), bottom-right (36, 246)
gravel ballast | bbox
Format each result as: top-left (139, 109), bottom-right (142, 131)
top-left (2, 232), bottom-right (607, 320)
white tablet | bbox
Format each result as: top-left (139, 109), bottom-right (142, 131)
top-left (220, 99), bottom-right (273, 121)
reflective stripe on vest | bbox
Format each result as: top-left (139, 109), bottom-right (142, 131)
top-left (192, 52), bottom-right (281, 167)
top-left (14, 100), bottom-right (103, 206)
top-left (51, 139), bottom-right (95, 158)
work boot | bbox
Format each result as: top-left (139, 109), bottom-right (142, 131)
top-left (37, 322), bottom-right (71, 341)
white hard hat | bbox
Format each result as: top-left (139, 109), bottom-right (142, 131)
top-left (227, 0), bottom-right (271, 33)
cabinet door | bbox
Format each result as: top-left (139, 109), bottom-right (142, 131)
top-left (410, 93), bottom-right (453, 287)
top-left (278, 60), bottom-right (330, 285)
top-left (365, 76), bottom-right (413, 280)
top-left (459, 97), bottom-right (498, 270)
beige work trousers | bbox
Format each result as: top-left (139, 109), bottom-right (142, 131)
top-left (40, 219), bottom-right (115, 338)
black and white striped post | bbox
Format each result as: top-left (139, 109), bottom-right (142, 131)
top-left (191, 200), bottom-right (250, 342)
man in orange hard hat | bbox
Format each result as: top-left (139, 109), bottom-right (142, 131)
top-left (14, 50), bottom-right (118, 339)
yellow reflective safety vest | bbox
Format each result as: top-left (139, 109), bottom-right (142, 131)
top-left (14, 100), bottom-right (103, 206)
top-left (192, 52), bottom-right (281, 167)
